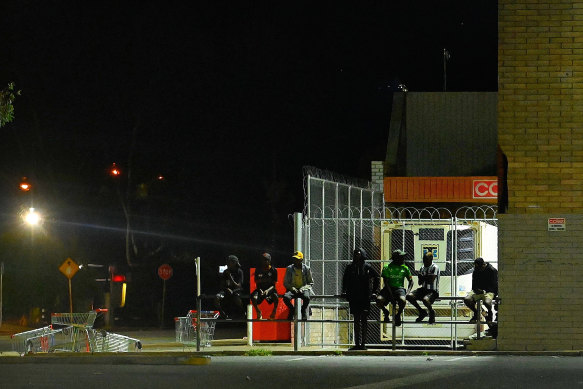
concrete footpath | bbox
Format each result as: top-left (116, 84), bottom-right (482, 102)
top-left (1, 324), bottom-right (583, 364)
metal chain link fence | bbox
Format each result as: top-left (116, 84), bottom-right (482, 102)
top-left (301, 168), bottom-right (498, 349)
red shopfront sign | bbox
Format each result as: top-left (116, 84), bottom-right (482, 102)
top-left (473, 179), bottom-right (498, 199)
top-left (384, 177), bottom-right (498, 203)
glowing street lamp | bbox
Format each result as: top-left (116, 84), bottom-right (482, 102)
top-left (109, 163), bottom-right (121, 177)
top-left (19, 179), bottom-right (31, 191)
top-left (23, 207), bottom-right (41, 226)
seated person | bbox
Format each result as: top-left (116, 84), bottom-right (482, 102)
top-left (406, 251), bottom-right (440, 324)
top-left (251, 252), bottom-right (279, 320)
top-left (283, 251), bottom-right (313, 321)
top-left (376, 249), bottom-right (413, 327)
top-left (215, 255), bottom-right (244, 319)
top-left (464, 257), bottom-right (498, 323)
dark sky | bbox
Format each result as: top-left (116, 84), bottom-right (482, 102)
top-left (0, 2), bottom-right (497, 318)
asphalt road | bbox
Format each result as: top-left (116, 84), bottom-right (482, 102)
top-left (1, 355), bottom-right (582, 389)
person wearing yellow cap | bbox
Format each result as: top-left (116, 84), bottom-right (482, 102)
top-left (283, 251), bottom-right (314, 321)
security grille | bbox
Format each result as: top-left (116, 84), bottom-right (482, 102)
top-left (301, 167), bottom-right (498, 349)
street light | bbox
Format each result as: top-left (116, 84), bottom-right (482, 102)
top-left (23, 207), bottom-right (41, 226)
top-left (108, 163), bottom-right (121, 177)
top-left (19, 177), bottom-right (31, 192)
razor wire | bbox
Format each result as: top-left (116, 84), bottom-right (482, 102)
top-left (301, 171), bottom-right (498, 349)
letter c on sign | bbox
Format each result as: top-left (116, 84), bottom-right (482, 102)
top-left (489, 182), bottom-right (498, 196)
top-left (475, 183), bottom-right (488, 196)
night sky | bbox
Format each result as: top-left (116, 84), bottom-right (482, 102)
top-left (0, 2), bottom-right (497, 323)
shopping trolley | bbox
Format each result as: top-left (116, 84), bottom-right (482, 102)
top-left (90, 329), bottom-right (142, 352)
top-left (48, 310), bottom-right (102, 352)
top-left (11, 309), bottom-right (141, 354)
top-left (11, 326), bottom-right (54, 355)
top-left (51, 311), bottom-right (98, 328)
top-left (175, 310), bottom-right (219, 347)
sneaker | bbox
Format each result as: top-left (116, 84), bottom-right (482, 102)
top-left (287, 311), bottom-right (294, 321)
top-left (486, 312), bottom-right (493, 322)
top-left (469, 315), bottom-right (478, 323)
top-left (300, 309), bottom-right (309, 321)
top-left (394, 315), bottom-right (402, 327)
top-left (415, 310), bottom-right (428, 323)
top-left (348, 346), bottom-right (360, 351)
top-left (428, 310), bottom-right (436, 324)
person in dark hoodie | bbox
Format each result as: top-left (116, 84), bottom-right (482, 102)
top-left (342, 248), bottom-right (380, 351)
top-left (215, 255), bottom-right (244, 319)
top-left (464, 257), bottom-right (498, 323)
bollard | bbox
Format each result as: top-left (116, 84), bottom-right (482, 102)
top-left (247, 305), bottom-right (253, 346)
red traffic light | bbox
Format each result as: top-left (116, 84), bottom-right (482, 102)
top-left (112, 274), bottom-right (126, 282)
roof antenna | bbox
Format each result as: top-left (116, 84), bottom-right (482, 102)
top-left (443, 48), bottom-right (451, 91)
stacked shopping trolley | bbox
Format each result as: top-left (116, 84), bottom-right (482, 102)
top-left (11, 310), bottom-right (142, 355)
top-left (175, 310), bottom-right (219, 347)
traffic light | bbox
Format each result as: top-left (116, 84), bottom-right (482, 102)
top-left (111, 273), bottom-right (127, 308)
top-left (112, 274), bottom-right (126, 283)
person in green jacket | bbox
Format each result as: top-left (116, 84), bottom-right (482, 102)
top-left (376, 249), bottom-right (413, 327)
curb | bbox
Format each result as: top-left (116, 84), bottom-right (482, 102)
top-left (0, 349), bottom-right (582, 364)
top-left (168, 349), bottom-right (583, 357)
top-left (0, 352), bottom-right (211, 365)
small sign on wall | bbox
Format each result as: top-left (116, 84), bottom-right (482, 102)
top-left (548, 218), bottom-right (566, 231)
top-left (422, 245), bottom-right (439, 260)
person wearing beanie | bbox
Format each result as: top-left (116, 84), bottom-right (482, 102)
top-left (464, 257), bottom-right (498, 323)
top-left (251, 252), bottom-right (279, 320)
top-left (342, 248), bottom-right (380, 350)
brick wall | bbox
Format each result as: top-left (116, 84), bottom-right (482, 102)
top-left (498, 214), bottom-right (583, 350)
top-left (371, 161), bottom-right (384, 191)
top-left (499, 0), bottom-right (583, 350)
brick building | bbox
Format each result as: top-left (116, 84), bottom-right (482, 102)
top-left (498, 0), bottom-right (583, 350)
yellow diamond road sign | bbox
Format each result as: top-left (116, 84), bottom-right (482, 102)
top-left (59, 258), bottom-right (79, 279)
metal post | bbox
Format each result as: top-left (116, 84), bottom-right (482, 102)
top-left (0, 262), bottom-right (3, 328)
top-left (476, 299), bottom-right (482, 340)
top-left (195, 257), bottom-right (201, 299)
top-left (392, 308), bottom-right (396, 351)
top-left (294, 213), bottom-right (303, 253)
top-left (196, 296), bottom-right (202, 351)
top-left (195, 257), bottom-right (202, 352)
top-left (294, 298), bottom-right (300, 351)
top-left (247, 305), bottom-right (253, 346)
top-left (335, 183), bottom-right (340, 346)
top-left (68, 278), bottom-right (73, 314)
top-left (160, 279), bottom-right (167, 328)
top-left (443, 48), bottom-right (449, 92)
top-left (452, 218), bottom-right (458, 348)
